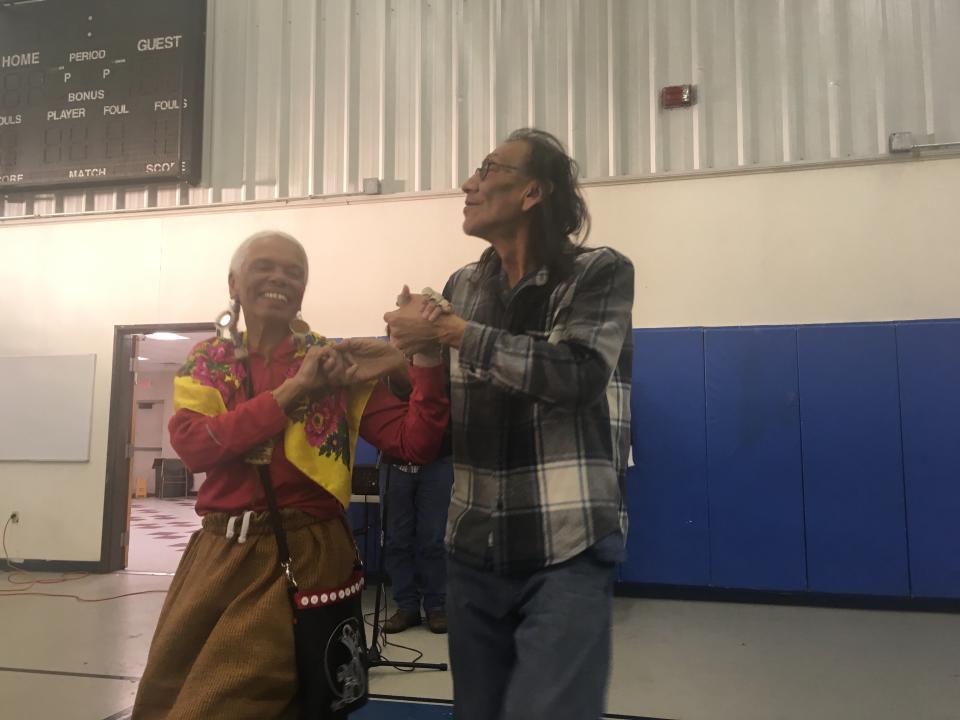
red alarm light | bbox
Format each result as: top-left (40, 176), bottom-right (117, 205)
top-left (661, 85), bottom-right (696, 109)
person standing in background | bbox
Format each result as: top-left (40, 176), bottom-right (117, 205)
top-left (379, 452), bottom-right (454, 634)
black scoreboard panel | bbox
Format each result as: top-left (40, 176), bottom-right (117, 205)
top-left (0, 0), bottom-right (205, 192)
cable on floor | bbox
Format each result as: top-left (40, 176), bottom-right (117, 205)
top-left (363, 591), bottom-right (427, 671)
top-left (0, 518), bottom-right (169, 602)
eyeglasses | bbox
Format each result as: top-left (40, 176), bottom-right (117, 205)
top-left (475, 159), bottom-right (523, 181)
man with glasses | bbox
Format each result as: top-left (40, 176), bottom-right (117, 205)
top-left (385, 128), bottom-right (634, 720)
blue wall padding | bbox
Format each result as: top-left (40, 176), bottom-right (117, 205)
top-left (622, 319), bottom-right (960, 599)
top-left (797, 324), bottom-right (909, 595)
top-left (354, 437), bottom-right (379, 466)
top-left (703, 327), bottom-right (807, 591)
top-left (624, 329), bottom-right (710, 585)
top-left (897, 321), bottom-right (960, 598)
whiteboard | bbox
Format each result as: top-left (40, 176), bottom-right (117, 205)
top-left (0, 354), bottom-right (97, 462)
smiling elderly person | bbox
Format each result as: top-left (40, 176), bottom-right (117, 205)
top-left (133, 231), bottom-right (448, 720)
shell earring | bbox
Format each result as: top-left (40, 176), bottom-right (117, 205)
top-left (217, 298), bottom-right (246, 357)
top-left (215, 299), bottom-right (238, 339)
top-left (289, 310), bottom-right (310, 338)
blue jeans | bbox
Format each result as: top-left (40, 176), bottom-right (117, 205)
top-left (447, 539), bottom-right (619, 720)
top-left (379, 457), bottom-right (453, 613)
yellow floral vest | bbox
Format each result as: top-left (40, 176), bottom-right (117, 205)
top-left (172, 333), bottom-right (375, 508)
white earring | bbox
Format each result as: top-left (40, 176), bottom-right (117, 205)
top-left (215, 299), bottom-right (238, 339)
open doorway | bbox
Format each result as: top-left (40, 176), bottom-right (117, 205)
top-left (127, 329), bottom-right (212, 572)
top-left (101, 323), bottom-right (213, 573)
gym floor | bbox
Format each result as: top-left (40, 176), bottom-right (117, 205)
top-left (1, 567), bottom-right (959, 719)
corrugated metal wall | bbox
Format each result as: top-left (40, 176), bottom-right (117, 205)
top-left (4, 0), bottom-right (959, 219)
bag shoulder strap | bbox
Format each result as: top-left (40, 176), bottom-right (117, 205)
top-left (242, 359), bottom-right (298, 591)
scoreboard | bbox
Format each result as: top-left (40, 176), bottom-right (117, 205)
top-left (0, 0), bottom-right (205, 192)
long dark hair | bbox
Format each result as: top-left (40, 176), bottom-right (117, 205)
top-left (511, 127), bottom-right (592, 280)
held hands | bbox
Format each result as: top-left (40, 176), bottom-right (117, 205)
top-left (297, 340), bottom-right (414, 390)
top-left (272, 296), bottom-right (455, 411)
top-left (419, 286), bottom-right (453, 322)
top-left (396, 284), bottom-right (452, 322)
top-left (275, 340), bottom-right (407, 411)
top-left (334, 337), bottom-right (407, 383)
top-left (273, 345), bottom-right (350, 410)
top-left (281, 286), bottom-right (457, 403)
top-left (384, 284), bottom-right (462, 354)
top-left (294, 345), bottom-right (356, 393)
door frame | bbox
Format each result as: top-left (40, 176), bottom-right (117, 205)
top-left (100, 322), bottom-right (213, 572)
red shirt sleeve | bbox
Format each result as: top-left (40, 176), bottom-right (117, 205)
top-left (359, 364), bottom-right (449, 465)
top-left (168, 391), bottom-right (288, 472)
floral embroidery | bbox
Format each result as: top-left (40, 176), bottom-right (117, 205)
top-left (178, 338), bottom-right (246, 399)
top-left (181, 332), bottom-right (353, 468)
top-left (291, 333), bottom-right (351, 467)
top-left (285, 333), bottom-right (331, 378)
top-left (294, 390), bottom-right (351, 467)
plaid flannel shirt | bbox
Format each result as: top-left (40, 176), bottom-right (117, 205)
top-left (443, 246), bottom-right (634, 574)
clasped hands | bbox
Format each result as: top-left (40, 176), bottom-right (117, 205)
top-left (285, 285), bottom-right (461, 399)
top-left (382, 284), bottom-right (466, 356)
top-left (289, 343), bottom-right (381, 392)
top-left (274, 340), bottom-right (403, 410)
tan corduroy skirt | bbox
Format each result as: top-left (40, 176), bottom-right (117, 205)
top-left (133, 509), bottom-right (357, 720)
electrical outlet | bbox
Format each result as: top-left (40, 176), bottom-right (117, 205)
top-left (9, 511), bottom-right (18, 524)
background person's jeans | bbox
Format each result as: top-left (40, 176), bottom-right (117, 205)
top-left (379, 456), bottom-right (453, 613)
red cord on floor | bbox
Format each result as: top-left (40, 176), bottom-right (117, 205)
top-left (1, 519), bottom-right (168, 602)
